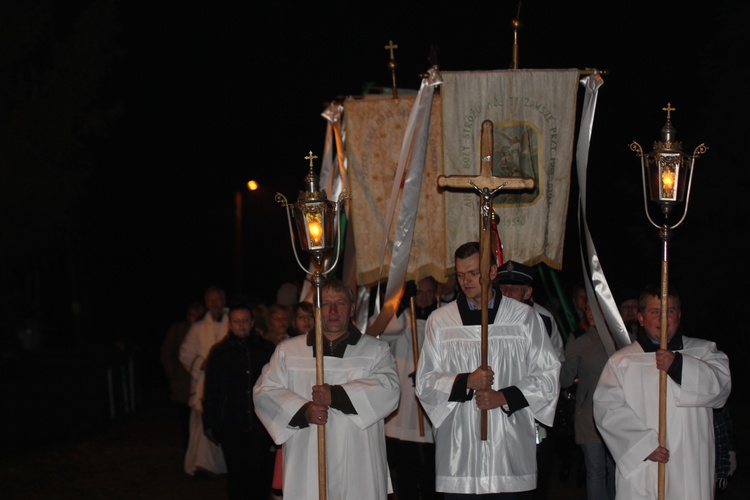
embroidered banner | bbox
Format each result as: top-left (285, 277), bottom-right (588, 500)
top-left (344, 94), bottom-right (447, 286)
top-left (441, 69), bottom-right (580, 271)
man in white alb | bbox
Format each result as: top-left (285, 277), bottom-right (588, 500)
top-left (416, 242), bottom-right (561, 498)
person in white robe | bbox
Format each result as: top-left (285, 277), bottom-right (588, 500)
top-left (178, 285), bottom-right (229, 477)
top-left (415, 242), bottom-right (561, 496)
top-left (494, 259), bottom-right (566, 500)
top-left (253, 278), bottom-right (400, 500)
top-left (378, 276), bottom-right (438, 499)
top-left (493, 259), bottom-right (565, 362)
top-left (593, 284), bottom-right (731, 500)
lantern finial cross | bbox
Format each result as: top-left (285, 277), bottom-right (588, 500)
top-left (305, 151), bottom-right (318, 167)
top-left (662, 102), bottom-right (676, 121)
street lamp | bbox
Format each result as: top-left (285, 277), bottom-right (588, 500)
top-left (235, 180), bottom-right (260, 292)
top-left (629, 103), bottom-right (707, 500)
top-left (275, 151), bottom-right (347, 500)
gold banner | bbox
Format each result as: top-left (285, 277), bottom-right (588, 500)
top-left (344, 95), bottom-right (447, 286)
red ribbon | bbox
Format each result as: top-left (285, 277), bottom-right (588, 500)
top-left (491, 214), bottom-right (503, 266)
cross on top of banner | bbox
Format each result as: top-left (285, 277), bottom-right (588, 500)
top-left (384, 40), bottom-right (398, 60)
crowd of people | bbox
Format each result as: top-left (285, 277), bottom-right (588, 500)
top-left (159, 241), bottom-right (735, 500)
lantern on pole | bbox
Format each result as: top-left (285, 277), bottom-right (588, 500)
top-left (629, 103), bottom-right (706, 500)
top-left (275, 151), bottom-right (347, 500)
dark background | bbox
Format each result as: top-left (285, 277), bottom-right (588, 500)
top-left (1, 0), bottom-right (747, 453)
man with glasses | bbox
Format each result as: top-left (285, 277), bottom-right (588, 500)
top-left (416, 241), bottom-right (561, 498)
top-left (202, 300), bottom-right (276, 500)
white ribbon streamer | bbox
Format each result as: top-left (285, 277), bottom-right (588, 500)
top-left (576, 73), bottom-right (631, 355)
top-left (368, 68), bottom-right (443, 336)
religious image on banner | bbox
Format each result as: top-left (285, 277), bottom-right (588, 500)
top-left (441, 69), bottom-right (580, 271)
top-left (493, 122), bottom-right (540, 203)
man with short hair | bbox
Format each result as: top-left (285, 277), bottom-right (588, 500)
top-left (253, 278), bottom-right (400, 500)
top-left (160, 300), bottom-right (205, 450)
top-left (264, 302), bottom-right (293, 346)
top-left (203, 300), bottom-right (276, 500)
top-left (378, 276), bottom-right (440, 500)
top-left (593, 284), bottom-right (731, 499)
top-left (495, 260), bottom-right (565, 500)
top-left (416, 242), bottom-right (561, 497)
top-left (179, 285), bottom-right (229, 478)
top-left (495, 260), bottom-right (564, 361)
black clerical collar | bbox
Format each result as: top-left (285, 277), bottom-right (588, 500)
top-left (636, 326), bottom-right (684, 352)
top-left (456, 290), bottom-right (501, 326)
top-left (306, 323), bottom-right (362, 358)
top-left (414, 303), bottom-right (437, 320)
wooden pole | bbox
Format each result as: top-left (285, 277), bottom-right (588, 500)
top-left (385, 40), bottom-right (399, 102)
top-left (476, 126), bottom-right (497, 439)
top-left (437, 120), bottom-right (534, 440)
top-left (657, 225), bottom-right (670, 500)
top-left (312, 271), bottom-right (327, 500)
top-left (409, 296), bottom-right (425, 437)
top-left (511, 14), bottom-right (521, 69)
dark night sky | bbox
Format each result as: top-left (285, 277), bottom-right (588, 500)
top-left (2, 0), bottom-right (749, 389)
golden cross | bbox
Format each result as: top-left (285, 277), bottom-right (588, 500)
top-left (305, 151), bottom-right (318, 167)
top-left (437, 119), bottom-right (534, 440)
top-left (384, 39), bottom-right (398, 60)
top-left (662, 102), bottom-right (676, 120)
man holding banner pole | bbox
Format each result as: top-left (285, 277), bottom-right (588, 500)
top-left (416, 241), bottom-right (561, 497)
top-left (378, 276), bottom-right (440, 500)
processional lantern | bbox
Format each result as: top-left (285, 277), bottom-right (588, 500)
top-left (277, 151), bottom-right (347, 270)
top-left (275, 151), bottom-right (347, 500)
top-left (632, 103), bottom-right (706, 223)
top-left (292, 161), bottom-right (337, 252)
top-left (629, 103), bottom-right (706, 500)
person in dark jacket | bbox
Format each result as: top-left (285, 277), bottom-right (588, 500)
top-left (202, 299), bottom-right (276, 500)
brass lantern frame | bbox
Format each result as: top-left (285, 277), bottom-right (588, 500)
top-left (275, 151), bottom-right (347, 500)
top-left (628, 104), bottom-right (706, 500)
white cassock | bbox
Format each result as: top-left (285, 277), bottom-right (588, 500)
top-left (178, 310), bottom-right (228, 475)
top-left (415, 297), bottom-right (561, 494)
top-left (380, 310), bottom-right (434, 443)
top-left (593, 336), bottom-right (731, 500)
top-left (533, 302), bottom-right (564, 362)
top-left (253, 331), bottom-right (400, 500)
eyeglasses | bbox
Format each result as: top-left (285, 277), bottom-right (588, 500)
top-left (455, 270), bottom-right (481, 281)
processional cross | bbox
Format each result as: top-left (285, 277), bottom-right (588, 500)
top-left (384, 39), bottom-right (399, 101)
top-left (437, 120), bottom-right (534, 440)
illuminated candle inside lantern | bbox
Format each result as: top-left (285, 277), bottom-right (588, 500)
top-left (306, 213), bottom-right (323, 247)
top-left (661, 167), bottom-right (675, 199)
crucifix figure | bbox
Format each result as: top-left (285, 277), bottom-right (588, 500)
top-left (437, 119), bottom-right (534, 439)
